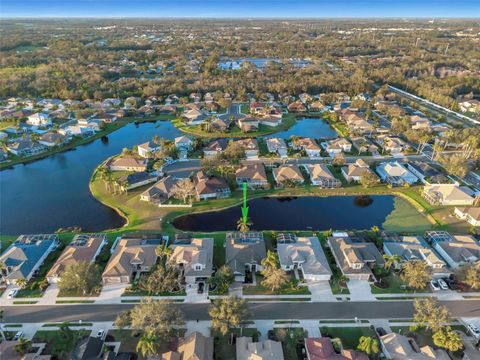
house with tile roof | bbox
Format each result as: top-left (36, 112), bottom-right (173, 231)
top-left (137, 140), bottom-right (161, 158)
top-left (428, 233), bottom-right (480, 269)
top-left (236, 164), bottom-right (269, 189)
top-left (169, 238), bottom-right (214, 285)
top-left (306, 164), bottom-right (341, 188)
top-left (225, 232), bottom-right (266, 283)
top-left (47, 234), bottom-right (107, 283)
top-left (454, 207), bottom-right (480, 227)
top-left (305, 337), bottom-right (368, 360)
top-left (376, 161), bottom-right (418, 187)
top-left (265, 137), bottom-right (288, 158)
top-left (193, 171), bottom-right (231, 200)
top-left (203, 138), bottom-right (228, 158)
top-left (273, 164), bottom-right (304, 186)
top-left (236, 337), bottom-right (284, 360)
top-left (380, 332), bottom-right (450, 360)
top-left (423, 184), bottom-right (476, 206)
top-left (160, 332), bottom-right (214, 360)
top-left (341, 159), bottom-right (378, 183)
top-left (0, 234), bottom-right (58, 285)
top-left (140, 176), bottom-right (179, 204)
top-left (106, 156), bottom-right (147, 172)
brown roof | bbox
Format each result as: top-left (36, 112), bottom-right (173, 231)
top-left (194, 171), bottom-right (230, 196)
top-left (273, 165), bottom-right (304, 182)
top-left (236, 164), bottom-right (268, 182)
top-left (109, 156), bottom-right (147, 169)
top-left (305, 337), bottom-right (368, 360)
top-left (235, 138), bottom-right (259, 151)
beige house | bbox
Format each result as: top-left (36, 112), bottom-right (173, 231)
top-left (236, 337), bottom-right (284, 360)
top-left (380, 332), bottom-right (450, 360)
top-left (107, 156), bottom-right (147, 172)
top-left (236, 164), bottom-right (269, 189)
top-left (265, 137), bottom-right (288, 158)
top-left (430, 234), bottom-right (480, 269)
top-left (454, 207), bottom-right (480, 227)
top-left (47, 234), bottom-right (107, 283)
top-left (102, 237), bottom-right (159, 284)
top-left (327, 235), bottom-right (384, 281)
top-left (306, 164), bottom-right (341, 188)
top-left (341, 159), bottom-right (377, 183)
top-left (277, 237), bottom-right (332, 281)
top-left (273, 164), bottom-right (304, 185)
top-left (140, 176), bottom-right (178, 204)
top-left (291, 137), bottom-right (321, 158)
top-left (235, 138), bottom-right (259, 159)
top-left (225, 232), bottom-right (266, 282)
top-left (169, 238), bottom-right (214, 285)
top-left (160, 332), bottom-right (213, 360)
top-left (321, 138), bottom-right (352, 157)
top-left (423, 184), bottom-right (476, 206)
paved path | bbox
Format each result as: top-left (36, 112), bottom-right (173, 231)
top-left (4, 300), bottom-right (480, 323)
top-left (184, 320), bottom-right (211, 337)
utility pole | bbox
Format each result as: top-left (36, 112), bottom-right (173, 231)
top-left (415, 38), bottom-right (421, 48)
top-left (444, 43), bottom-right (449, 55)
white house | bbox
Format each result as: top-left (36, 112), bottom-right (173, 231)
top-left (376, 161), bottom-right (418, 186)
top-left (174, 136), bottom-right (193, 151)
top-left (454, 207), bottom-right (480, 227)
top-left (430, 233), bottom-right (480, 269)
top-left (137, 140), bottom-right (161, 158)
top-left (26, 113), bottom-right (52, 127)
top-left (423, 184), bottom-right (476, 206)
top-left (321, 138), bottom-right (352, 157)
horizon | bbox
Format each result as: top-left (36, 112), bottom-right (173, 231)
top-left (1, 0), bottom-right (480, 19)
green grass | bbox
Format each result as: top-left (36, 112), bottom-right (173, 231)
top-left (370, 272), bottom-right (415, 294)
top-left (4, 324), bottom-right (23, 328)
top-left (243, 273), bottom-right (311, 295)
top-left (382, 196), bottom-right (433, 233)
top-left (13, 300), bottom-right (38, 304)
top-left (214, 328), bottom-right (260, 360)
top-left (390, 326), bottom-right (435, 347)
top-left (319, 326), bottom-right (376, 350)
top-left (0, 119), bottom-right (17, 130)
top-left (274, 328), bottom-right (308, 360)
top-left (33, 329), bottom-right (90, 358)
top-left (55, 300), bottom-right (95, 304)
top-left (42, 322), bottom-right (93, 327)
top-left (122, 287), bottom-right (186, 297)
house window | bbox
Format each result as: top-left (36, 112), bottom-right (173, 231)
top-left (195, 265), bottom-right (202, 271)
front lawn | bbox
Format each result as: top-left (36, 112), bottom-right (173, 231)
top-left (274, 327), bottom-right (308, 360)
top-left (370, 271), bottom-right (415, 294)
top-left (33, 329), bottom-right (90, 359)
top-left (319, 326), bottom-right (376, 350)
top-left (243, 273), bottom-right (311, 296)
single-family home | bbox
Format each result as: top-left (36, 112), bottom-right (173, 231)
top-left (106, 156), bottom-right (147, 172)
top-left (235, 138), bottom-right (259, 159)
top-left (46, 234), bottom-right (107, 283)
top-left (321, 138), bottom-right (352, 157)
top-left (273, 164), bottom-right (304, 186)
top-left (210, 117), bottom-right (232, 132)
top-left (287, 101), bottom-right (307, 113)
top-left (26, 112), bottom-right (51, 127)
top-left (203, 138), bottom-right (228, 158)
top-left (305, 164), bottom-right (341, 188)
top-left (299, 93), bottom-right (313, 104)
top-left (428, 232), bottom-right (480, 269)
top-left (265, 137), bottom-right (288, 158)
top-left (406, 161), bottom-right (449, 185)
top-left (454, 207), bottom-right (480, 227)
top-left (459, 99), bottom-right (480, 113)
top-left (376, 161), bottom-right (418, 186)
top-left (237, 117), bottom-right (259, 132)
top-left (102, 236), bottom-right (161, 284)
top-left (169, 237), bottom-right (214, 285)
top-left (278, 237), bottom-right (332, 281)
top-left (236, 337), bottom-right (284, 360)
top-left (410, 115), bottom-right (431, 130)
top-left (383, 236), bottom-right (449, 278)
top-left (341, 159), bottom-right (377, 183)
top-left (225, 232), bottom-right (266, 282)
top-left (140, 175), bottom-right (178, 204)
top-left (380, 136), bottom-right (409, 155)
top-left (160, 332), bottom-right (214, 360)
top-left (259, 115), bottom-right (282, 127)
top-left (137, 140), bottom-right (161, 158)
top-left (175, 136), bottom-right (193, 151)
top-left (0, 340), bottom-right (52, 360)
top-left (423, 184), bottom-right (476, 206)
top-left (351, 136), bottom-right (380, 156)
top-left (38, 132), bottom-right (67, 147)
top-left (0, 234), bottom-right (59, 285)
top-left (194, 171), bottom-right (231, 200)
top-left (182, 108), bottom-right (209, 126)
top-left (117, 171), bottom-right (158, 191)
top-left (327, 234), bottom-right (384, 281)
top-left (380, 332), bottom-right (450, 360)
top-left (6, 138), bottom-right (46, 157)
top-left (305, 337), bottom-right (368, 360)
top-left (291, 137), bottom-right (321, 158)
top-left (235, 164), bottom-right (269, 189)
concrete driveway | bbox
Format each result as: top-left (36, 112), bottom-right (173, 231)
top-left (308, 281), bottom-right (336, 302)
top-left (347, 280), bottom-right (376, 301)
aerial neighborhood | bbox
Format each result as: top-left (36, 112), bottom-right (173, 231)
top-left (1, 15), bottom-right (480, 360)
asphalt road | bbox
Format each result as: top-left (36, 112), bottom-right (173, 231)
top-left (4, 300), bottom-right (480, 323)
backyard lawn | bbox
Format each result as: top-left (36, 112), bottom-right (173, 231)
top-left (319, 326), bottom-right (376, 350)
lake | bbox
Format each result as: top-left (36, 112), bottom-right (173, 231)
top-left (172, 195), bottom-right (396, 232)
top-left (266, 118), bottom-right (338, 139)
top-left (0, 120), bottom-right (182, 235)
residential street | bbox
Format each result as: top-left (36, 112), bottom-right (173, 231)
top-left (4, 300), bottom-right (480, 323)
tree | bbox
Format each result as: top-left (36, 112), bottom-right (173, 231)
top-left (171, 178), bottom-right (196, 204)
top-left (0, 309), bottom-right (5, 341)
top-left (383, 254), bottom-right (402, 270)
top-left (237, 217), bottom-right (252, 233)
top-left (223, 141), bottom-right (245, 163)
top-left (400, 260), bottom-right (431, 290)
top-left (136, 331), bottom-right (158, 358)
top-left (58, 261), bottom-right (101, 295)
top-left (137, 264), bottom-right (181, 295)
top-left (456, 263), bottom-right (480, 290)
top-left (209, 297), bottom-right (248, 335)
top-left (360, 170), bottom-right (378, 188)
top-left (209, 265), bottom-right (234, 294)
top-left (332, 152), bottom-right (346, 166)
top-left (155, 244), bottom-right (173, 263)
top-left (438, 154), bottom-right (469, 178)
top-left (357, 336), bottom-right (379, 356)
top-left (433, 327), bottom-right (463, 352)
top-left (413, 298), bottom-right (451, 333)
top-left (126, 299), bottom-right (184, 339)
top-left (14, 337), bottom-right (32, 355)
top-left (55, 323), bottom-right (77, 358)
top-left (261, 250), bottom-right (279, 271)
top-left (15, 278), bottom-right (28, 288)
top-left (261, 267), bottom-right (289, 291)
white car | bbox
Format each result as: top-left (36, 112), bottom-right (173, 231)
top-left (430, 280), bottom-right (440, 291)
top-left (97, 329), bottom-right (105, 339)
top-left (13, 331), bottom-right (24, 341)
top-left (438, 279), bottom-right (449, 290)
top-left (7, 289), bottom-right (18, 299)
top-left (467, 324), bottom-right (480, 339)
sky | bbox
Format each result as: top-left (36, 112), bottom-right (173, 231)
top-left (1, 0), bottom-right (479, 18)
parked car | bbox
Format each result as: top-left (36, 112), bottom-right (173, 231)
top-left (376, 327), bottom-right (387, 336)
top-left (13, 331), bottom-right (24, 341)
top-left (467, 324), bottom-right (480, 339)
top-left (430, 280), bottom-right (440, 291)
top-left (97, 329), bottom-right (105, 339)
top-left (438, 279), bottom-right (449, 290)
top-left (7, 289), bottom-right (18, 299)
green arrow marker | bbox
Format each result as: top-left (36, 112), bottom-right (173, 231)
top-left (241, 182), bottom-right (249, 225)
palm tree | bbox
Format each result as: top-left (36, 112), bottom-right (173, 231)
top-left (261, 250), bottom-right (279, 271)
top-left (357, 336), bottom-right (379, 356)
top-left (136, 331), bottom-right (158, 358)
top-left (383, 254), bottom-right (402, 271)
top-left (155, 244), bottom-right (173, 264)
top-left (14, 337), bottom-right (32, 355)
top-left (236, 217), bottom-right (252, 233)
top-left (16, 278), bottom-right (28, 288)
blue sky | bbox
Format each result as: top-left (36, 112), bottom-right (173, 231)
top-left (1, 0), bottom-right (479, 18)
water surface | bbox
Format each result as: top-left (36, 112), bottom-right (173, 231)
top-left (266, 118), bottom-right (338, 139)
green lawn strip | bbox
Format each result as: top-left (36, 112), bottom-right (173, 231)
top-left (4, 324), bottom-right (23, 328)
top-left (42, 322), bottom-right (93, 327)
top-left (4, 331), bottom-right (19, 340)
top-left (13, 300), bottom-right (38, 304)
top-left (274, 327), bottom-right (308, 360)
top-left (275, 320), bottom-right (300, 324)
top-left (246, 298), bottom-right (310, 302)
top-left (214, 328), bottom-right (260, 360)
top-left (319, 320), bottom-right (369, 324)
top-left (55, 300), bottom-right (95, 304)
top-left (243, 273), bottom-right (310, 296)
top-left (122, 287), bottom-right (186, 297)
top-left (319, 326), bottom-right (376, 350)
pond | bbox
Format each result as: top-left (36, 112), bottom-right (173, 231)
top-left (172, 195), bottom-right (396, 232)
top-left (266, 118), bottom-right (338, 139)
top-left (0, 120), bottom-right (182, 235)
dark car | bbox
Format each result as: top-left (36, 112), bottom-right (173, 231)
top-left (268, 330), bottom-right (279, 341)
top-left (198, 282), bottom-right (205, 294)
top-left (376, 327), bottom-right (387, 336)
